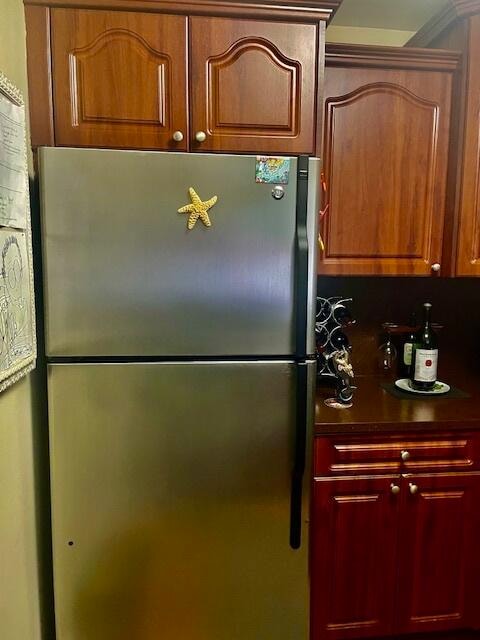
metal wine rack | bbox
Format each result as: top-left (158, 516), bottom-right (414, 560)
top-left (315, 296), bottom-right (355, 379)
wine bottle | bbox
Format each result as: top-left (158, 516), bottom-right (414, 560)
top-left (329, 327), bottom-right (351, 352)
top-left (411, 303), bottom-right (438, 391)
top-left (401, 313), bottom-right (417, 378)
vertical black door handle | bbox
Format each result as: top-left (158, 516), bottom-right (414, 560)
top-left (290, 156), bottom-right (310, 549)
top-left (295, 156), bottom-right (309, 361)
top-left (290, 362), bottom-right (308, 550)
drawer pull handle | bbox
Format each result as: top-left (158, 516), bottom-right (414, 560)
top-left (401, 450), bottom-right (410, 461)
top-left (409, 483), bottom-right (419, 495)
top-left (390, 483), bottom-right (401, 495)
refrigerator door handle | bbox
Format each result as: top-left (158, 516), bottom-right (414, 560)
top-left (295, 155), bottom-right (309, 361)
top-left (290, 361), bottom-right (308, 550)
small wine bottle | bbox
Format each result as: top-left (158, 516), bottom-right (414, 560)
top-left (402, 313), bottom-right (416, 378)
top-left (411, 303), bottom-right (438, 391)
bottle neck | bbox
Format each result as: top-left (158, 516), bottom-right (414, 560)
top-left (423, 306), bottom-right (431, 328)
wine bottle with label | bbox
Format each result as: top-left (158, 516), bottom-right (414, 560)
top-left (401, 313), bottom-right (416, 378)
top-left (411, 303), bottom-right (438, 391)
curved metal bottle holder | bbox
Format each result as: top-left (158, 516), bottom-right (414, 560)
top-left (316, 297), bottom-right (356, 405)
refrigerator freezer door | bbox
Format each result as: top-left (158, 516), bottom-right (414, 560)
top-left (40, 148), bottom-right (304, 357)
top-left (48, 361), bottom-right (313, 640)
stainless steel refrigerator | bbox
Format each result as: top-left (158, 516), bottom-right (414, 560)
top-left (39, 148), bottom-right (319, 640)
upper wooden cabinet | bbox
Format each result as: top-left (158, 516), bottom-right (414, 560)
top-left (318, 45), bottom-right (458, 276)
top-left (51, 9), bottom-right (189, 150)
top-left (189, 17), bottom-right (317, 154)
top-left (409, 3), bottom-right (480, 276)
top-left (24, 0), bottom-right (329, 154)
top-left (454, 15), bottom-right (480, 276)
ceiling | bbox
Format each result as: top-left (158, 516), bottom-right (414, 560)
top-left (331, 0), bottom-right (450, 31)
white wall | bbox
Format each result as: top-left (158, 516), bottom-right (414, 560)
top-left (326, 26), bottom-right (416, 46)
top-left (0, 0), bottom-right (43, 637)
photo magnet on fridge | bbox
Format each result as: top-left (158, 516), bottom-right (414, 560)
top-left (255, 156), bottom-right (290, 184)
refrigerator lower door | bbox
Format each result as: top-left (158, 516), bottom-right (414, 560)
top-left (48, 361), bottom-right (314, 640)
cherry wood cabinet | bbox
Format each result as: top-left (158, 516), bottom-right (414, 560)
top-left (452, 15), bottom-right (480, 276)
top-left (311, 475), bottom-right (400, 640)
top-left (318, 45), bottom-right (458, 276)
top-left (189, 17), bottom-right (317, 154)
top-left (51, 9), bottom-right (188, 150)
top-left (397, 473), bottom-right (480, 634)
top-left (25, 0), bottom-right (329, 154)
top-left (409, 2), bottom-right (480, 276)
top-left (311, 433), bottom-right (480, 640)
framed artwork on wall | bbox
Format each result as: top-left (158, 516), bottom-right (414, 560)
top-left (0, 71), bottom-right (36, 392)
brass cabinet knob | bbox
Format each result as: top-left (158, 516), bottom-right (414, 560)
top-left (195, 131), bottom-right (207, 143)
top-left (431, 263), bottom-right (441, 272)
top-left (172, 130), bottom-right (184, 142)
top-left (390, 483), bottom-right (401, 495)
top-left (409, 483), bottom-right (419, 495)
top-left (401, 450), bottom-right (410, 462)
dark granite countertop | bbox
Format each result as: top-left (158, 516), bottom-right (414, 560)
top-left (315, 372), bottom-right (480, 435)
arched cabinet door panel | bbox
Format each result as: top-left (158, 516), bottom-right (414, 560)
top-left (189, 16), bottom-right (318, 154)
top-left (319, 64), bottom-right (453, 276)
top-left (51, 9), bottom-right (188, 150)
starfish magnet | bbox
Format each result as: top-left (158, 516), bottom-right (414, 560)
top-left (178, 187), bottom-right (218, 230)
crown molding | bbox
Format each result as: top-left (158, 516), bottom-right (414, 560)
top-left (22, 0), bottom-right (339, 21)
top-left (325, 43), bottom-right (461, 72)
top-left (407, 0), bottom-right (480, 47)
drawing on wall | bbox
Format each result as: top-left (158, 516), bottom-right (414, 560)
top-left (0, 72), bottom-right (36, 393)
top-left (0, 230), bottom-right (34, 371)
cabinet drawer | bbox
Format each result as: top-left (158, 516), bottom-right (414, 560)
top-left (314, 433), bottom-right (480, 476)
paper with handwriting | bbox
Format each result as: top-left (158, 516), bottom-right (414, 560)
top-left (0, 91), bottom-right (27, 229)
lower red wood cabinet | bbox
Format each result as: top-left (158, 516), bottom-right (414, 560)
top-left (396, 473), bottom-right (480, 635)
top-left (311, 462), bottom-right (480, 640)
top-left (311, 475), bottom-right (400, 640)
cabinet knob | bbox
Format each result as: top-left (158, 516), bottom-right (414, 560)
top-left (390, 483), bottom-right (401, 495)
top-left (431, 263), bottom-right (441, 272)
top-left (401, 450), bottom-right (410, 462)
top-left (409, 483), bottom-right (419, 495)
top-left (195, 131), bottom-right (207, 143)
top-left (172, 130), bottom-right (184, 142)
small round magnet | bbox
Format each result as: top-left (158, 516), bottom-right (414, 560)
top-left (271, 186), bottom-right (285, 200)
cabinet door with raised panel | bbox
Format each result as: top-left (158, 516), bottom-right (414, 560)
top-left (456, 16), bottom-right (480, 275)
top-left (396, 473), bottom-right (480, 634)
top-left (51, 9), bottom-right (188, 150)
top-left (189, 17), bottom-right (318, 154)
top-left (311, 476), bottom-right (401, 640)
top-left (319, 52), bottom-right (454, 276)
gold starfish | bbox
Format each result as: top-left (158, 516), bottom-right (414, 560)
top-left (178, 187), bottom-right (218, 230)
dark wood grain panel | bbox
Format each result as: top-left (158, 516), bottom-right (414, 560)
top-left (311, 475), bottom-right (400, 640)
top-left (396, 472), bottom-right (480, 633)
top-left (189, 16), bottom-right (317, 154)
top-left (319, 64), bottom-right (453, 275)
top-left (24, 5), bottom-right (55, 147)
top-left (51, 9), bottom-right (188, 150)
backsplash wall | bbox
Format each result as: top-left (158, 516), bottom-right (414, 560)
top-left (318, 277), bottom-right (480, 377)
